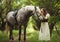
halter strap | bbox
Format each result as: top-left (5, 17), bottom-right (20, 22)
top-left (34, 6), bottom-right (40, 20)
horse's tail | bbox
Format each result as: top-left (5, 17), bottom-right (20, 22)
top-left (5, 19), bottom-right (9, 34)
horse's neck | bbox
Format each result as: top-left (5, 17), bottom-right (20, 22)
top-left (26, 6), bottom-right (34, 11)
top-left (25, 12), bottom-right (32, 19)
top-left (26, 6), bottom-right (35, 16)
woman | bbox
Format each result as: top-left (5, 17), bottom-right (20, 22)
top-left (39, 8), bottom-right (50, 41)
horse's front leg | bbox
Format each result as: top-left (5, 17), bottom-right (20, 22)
top-left (24, 25), bottom-right (27, 42)
top-left (18, 25), bottom-right (21, 42)
top-left (9, 26), bottom-right (14, 42)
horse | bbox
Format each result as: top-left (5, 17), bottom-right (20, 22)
top-left (6, 6), bottom-right (40, 42)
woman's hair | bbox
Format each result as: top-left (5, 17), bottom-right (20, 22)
top-left (41, 8), bottom-right (47, 13)
top-left (41, 8), bottom-right (47, 16)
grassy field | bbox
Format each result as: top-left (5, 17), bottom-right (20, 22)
top-left (0, 22), bottom-right (60, 42)
top-left (0, 29), bottom-right (60, 42)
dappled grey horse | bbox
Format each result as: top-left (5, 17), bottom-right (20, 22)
top-left (6, 6), bottom-right (40, 42)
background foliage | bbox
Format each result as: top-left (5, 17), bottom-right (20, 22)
top-left (0, 0), bottom-right (60, 42)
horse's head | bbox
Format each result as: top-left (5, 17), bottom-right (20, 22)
top-left (31, 6), bottom-right (41, 31)
top-left (27, 6), bottom-right (41, 31)
top-left (33, 6), bottom-right (41, 17)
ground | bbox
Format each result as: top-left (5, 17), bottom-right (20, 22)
top-left (0, 30), bottom-right (60, 42)
top-left (0, 22), bottom-right (60, 42)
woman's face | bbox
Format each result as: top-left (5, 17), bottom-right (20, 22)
top-left (41, 9), bottom-right (46, 15)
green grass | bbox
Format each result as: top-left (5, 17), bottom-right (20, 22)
top-left (0, 30), bottom-right (60, 42)
top-left (0, 21), bottom-right (60, 42)
top-left (0, 31), bottom-right (8, 42)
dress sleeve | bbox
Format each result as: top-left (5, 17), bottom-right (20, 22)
top-left (44, 13), bottom-right (50, 19)
top-left (39, 13), bottom-right (50, 20)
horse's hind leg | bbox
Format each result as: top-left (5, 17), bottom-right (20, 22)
top-left (7, 22), bottom-right (14, 42)
top-left (24, 25), bottom-right (27, 42)
top-left (9, 26), bottom-right (14, 42)
top-left (18, 25), bottom-right (21, 42)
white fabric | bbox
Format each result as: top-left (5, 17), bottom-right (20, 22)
top-left (39, 13), bottom-right (50, 41)
top-left (39, 13), bottom-right (50, 20)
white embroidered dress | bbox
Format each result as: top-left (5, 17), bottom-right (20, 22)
top-left (39, 13), bottom-right (50, 41)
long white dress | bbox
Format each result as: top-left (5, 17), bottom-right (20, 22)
top-left (39, 13), bottom-right (50, 41)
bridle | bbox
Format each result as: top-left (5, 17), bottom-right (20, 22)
top-left (34, 6), bottom-right (40, 20)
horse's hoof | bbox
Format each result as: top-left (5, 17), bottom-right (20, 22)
top-left (24, 41), bottom-right (26, 42)
top-left (19, 41), bottom-right (21, 42)
top-left (9, 39), bottom-right (14, 42)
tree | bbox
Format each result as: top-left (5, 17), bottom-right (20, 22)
top-left (0, 0), bottom-right (13, 31)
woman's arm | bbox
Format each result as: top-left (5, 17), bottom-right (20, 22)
top-left (44, 13), bottom-right (50, 19)
top-left (41, 13), bottom-right (50, 19)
